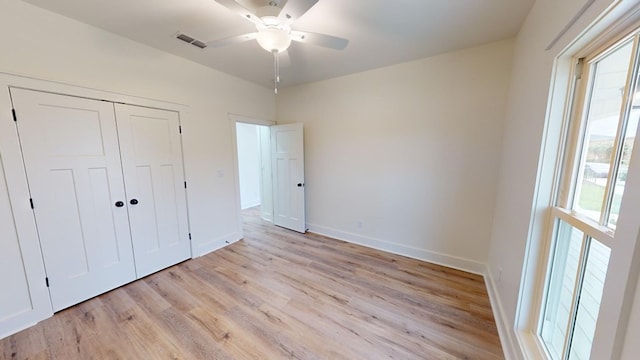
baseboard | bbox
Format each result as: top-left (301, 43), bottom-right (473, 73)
top-left (191, 231), bottom-right (241, 257)
top-left (307, 223), bottom-right (486, 275)
top-left (485, 269), bottom-right (521, 360)
top-left (241, 200), bottom-right (261, 210)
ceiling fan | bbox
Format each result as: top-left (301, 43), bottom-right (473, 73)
top-left (208, 0), bottom-right (349, 92)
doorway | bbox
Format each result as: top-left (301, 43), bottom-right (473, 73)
top-left (233, 117), bottom-right (274, 224)
top-left (232, 115), bottom-right (307, 234)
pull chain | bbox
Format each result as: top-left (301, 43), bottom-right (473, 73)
top-left (272, 50), bottom-right (279, 94)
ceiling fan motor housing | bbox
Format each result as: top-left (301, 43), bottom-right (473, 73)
top-left (255, 5), bottom-right (282, 27)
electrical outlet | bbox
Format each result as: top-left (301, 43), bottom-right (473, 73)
top-left (216, 169), bottom-right (224, 178)
top-left (356, 221), bottom-right (363, 230)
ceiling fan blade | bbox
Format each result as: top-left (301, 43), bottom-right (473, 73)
top-left (214, 0), bottom-right (263, 26)
top-left (278, 0), bottom-right (318, 24)
top-left (290, 31), bottom-right (349, 50)
top-left (206, 33), bottom-right (257, 48)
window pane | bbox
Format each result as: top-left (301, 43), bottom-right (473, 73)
top-left (608, 91), bottom-right (639, 227)
top-left (575, 41), bottom-right (633, 223)
top-left (568, 239), bottom-right (611, 360)
top-left (541, 221), bottom-right (585, 359)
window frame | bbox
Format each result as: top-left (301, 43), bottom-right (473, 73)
top-left (559, 35), bottom-right (640, 232)
top-left (534, 25), bottom-right (640, 360)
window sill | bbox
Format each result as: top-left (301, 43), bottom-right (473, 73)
top-left (515, 330), bottom-right (550, 360)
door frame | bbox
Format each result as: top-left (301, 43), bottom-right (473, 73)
top-left (229, 113), bottom-right (275, 240)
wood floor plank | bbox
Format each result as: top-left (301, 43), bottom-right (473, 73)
top-left (1, 207), bottom-right (503, 359)
top-left (187, 306), bottom-right (279, 360)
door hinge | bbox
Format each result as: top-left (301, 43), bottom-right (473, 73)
top-left (188, 233), bottom-right (192, 240)
top-left (184, 181), bottom-right (187, 189)
top-left (45, 277), bottom-right (49, 287)
top-left (29, 198), bottom-right (34, 209)
top-left (12, 109), bottom-right (17, 122)
top-left (179, 125), bottom-right (182, 134)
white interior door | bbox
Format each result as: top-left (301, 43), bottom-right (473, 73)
top-left (115, 104), bottom-right (191, 278)
top-left (271, 123), bottom-right (306, 233)
top-left (12, 89), bottom-right (136, 312)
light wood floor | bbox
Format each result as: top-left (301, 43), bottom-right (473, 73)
top-left (1, 208), bottom-right (503, 359)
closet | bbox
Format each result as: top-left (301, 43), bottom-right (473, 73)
top-left (11, 88), bottom-right (191, 312)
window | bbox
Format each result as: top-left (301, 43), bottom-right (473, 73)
top-left (539, 33), bottom-right (640, 360)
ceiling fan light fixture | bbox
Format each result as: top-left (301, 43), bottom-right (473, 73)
top-left (256, 27), bottom-right (291, 53)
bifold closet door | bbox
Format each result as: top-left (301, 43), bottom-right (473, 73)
top-left (115, 104), bottom-right (191, 278)
top-left (11, 89), bottom-right (136, 312)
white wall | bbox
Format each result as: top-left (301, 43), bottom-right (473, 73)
top-left (485, 0), bottom-right (640, 358)
top-left (277, 39), bottom-right (514, 273)
top-left (621, 266), bottom-right (640, 359)
top-left (236, 123), bottom-right (261, 209)
top-left (0, 0), bottom-right (275, 256)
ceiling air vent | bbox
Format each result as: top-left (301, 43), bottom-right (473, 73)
top-left (191, 40), bottom-right (207, 49)
top-left (175, 32), bottom-right (207, 49)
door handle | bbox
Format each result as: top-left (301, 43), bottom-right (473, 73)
top-left (115, 201), bottom-right (124, 208)
top-left (129, 199), bottom-right (139, 205)
top-left (297, 183), bottom-right (304, 187)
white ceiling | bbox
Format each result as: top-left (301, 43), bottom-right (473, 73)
top-left (21, 0), bottom-right (534, 88)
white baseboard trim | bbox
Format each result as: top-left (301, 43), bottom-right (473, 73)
top-left (485, 269), bottom-right (521, 360)
top-left (241, 200), bottom-right (261, 210)
top-left (307, 222), bottom-right (486, 275)
top-left (191, 231), bottom-right (241, 257)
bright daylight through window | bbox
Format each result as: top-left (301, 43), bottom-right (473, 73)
top-left (539, 32), bottom-right (640, 360)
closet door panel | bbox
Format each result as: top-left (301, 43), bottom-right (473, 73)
top-left (11, 89), bottom-right (136, 311)
top-left (115, 104), bottom-right (190, 278)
